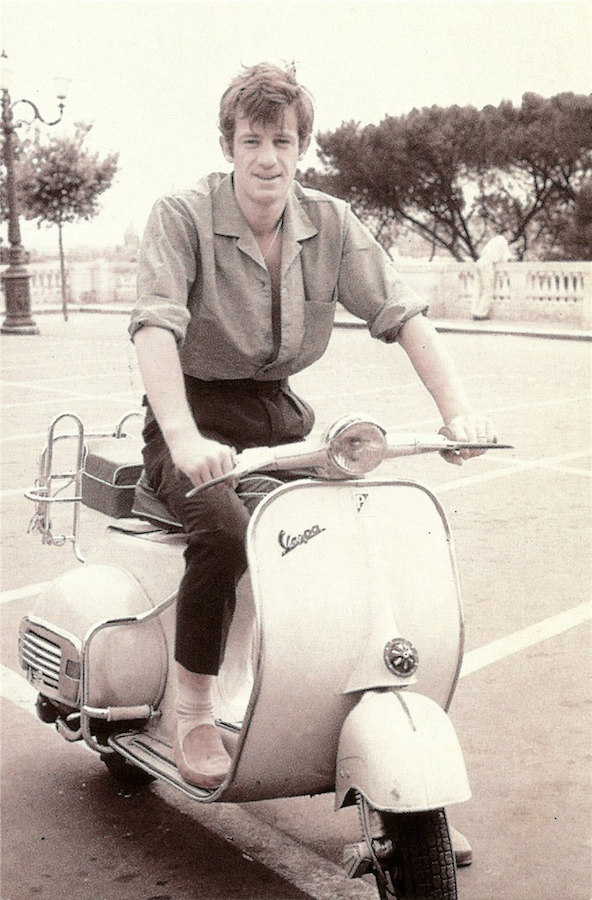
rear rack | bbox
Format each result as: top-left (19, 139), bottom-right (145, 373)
top-left (25, 411), bottom-right (143, 563)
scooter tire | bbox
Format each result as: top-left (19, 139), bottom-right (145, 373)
top-left (381, 808), bottom-right (457, 900)
top-left (100, 752), bottom-right (156, 788)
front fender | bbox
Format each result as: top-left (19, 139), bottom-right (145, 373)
top-left (335, 690), bottom-right (471, 812)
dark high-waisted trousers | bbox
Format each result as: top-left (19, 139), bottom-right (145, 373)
top-left (141, 375), bottom-right (314, 675)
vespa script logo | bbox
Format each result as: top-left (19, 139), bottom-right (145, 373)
top-left (278, 523), bottom-right (326, 557)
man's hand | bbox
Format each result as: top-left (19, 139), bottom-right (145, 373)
top-left (439, 415), bottom-right (497, 466)
top-left (169, 430), bottom-right (237, 487)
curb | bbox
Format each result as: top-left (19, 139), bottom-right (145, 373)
top-left (12, 305), bottom-right (592, 342)
top-left (335, 314), bottom-right (592, 342)
top-left (434, 323), bottom-right (591, 342)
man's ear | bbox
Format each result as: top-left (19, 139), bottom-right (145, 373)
top-left (220, 135), bottom-right (233, 163)
top-left (298, 135), bottom-right (312, 161)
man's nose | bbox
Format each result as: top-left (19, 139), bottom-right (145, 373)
top-left (258, 142), bottom-right (278, 167)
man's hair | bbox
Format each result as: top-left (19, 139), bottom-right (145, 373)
top-left (219, 62), bottom-right (314, 150)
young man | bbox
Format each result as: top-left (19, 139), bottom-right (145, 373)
top-left (130, 66), bottom-right (492, 865)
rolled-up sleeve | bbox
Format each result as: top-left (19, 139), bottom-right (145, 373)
top-left (129, 196), bottom-right (198, 344)
top-left (337, 209), bottom-right (428, 343)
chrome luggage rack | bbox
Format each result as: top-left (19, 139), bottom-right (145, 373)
top-left (25, 411), bottom-right (143, 563)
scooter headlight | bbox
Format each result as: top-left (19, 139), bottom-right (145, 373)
top-left (326, 417), bottom-right (387, 476)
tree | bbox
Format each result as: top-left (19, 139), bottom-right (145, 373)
top-left (303, 93), bottom-right (592, 261)
top-left (552, 179), bottom-right (592, 261)
top-left (476, 93), bottom-right (592, 259)
top-left (16, 123), bottom-right (118, 319)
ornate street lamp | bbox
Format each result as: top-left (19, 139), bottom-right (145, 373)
top-left (0, 51), bottom-right (70, 335)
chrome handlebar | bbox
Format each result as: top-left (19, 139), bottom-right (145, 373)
top-left (186, 430), bottom-right (510, 497)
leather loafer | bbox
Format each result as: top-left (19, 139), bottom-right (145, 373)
top-left (173, 723), bottom-right (231, 789)
top-left (449, 825), bottom-right (473, 867)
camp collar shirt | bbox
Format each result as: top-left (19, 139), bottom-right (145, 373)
top-left (130, 172), bottom-right (427, 381)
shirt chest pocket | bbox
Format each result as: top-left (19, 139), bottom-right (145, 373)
top-left (303, 272), bottom-right (339, 306)
top-left (298, 291), bottom-right (338, 369)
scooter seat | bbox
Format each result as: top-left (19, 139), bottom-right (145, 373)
top-left (131, 470), bottom-right (289, 531)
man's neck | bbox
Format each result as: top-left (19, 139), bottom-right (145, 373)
top-left (233, 184), bottom-right (287, 237)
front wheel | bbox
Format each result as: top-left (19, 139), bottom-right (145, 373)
top-left (358, 795), bottom-right (457, 899)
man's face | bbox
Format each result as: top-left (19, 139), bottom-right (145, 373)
top-left (222, 104), bottom-right (309, 211)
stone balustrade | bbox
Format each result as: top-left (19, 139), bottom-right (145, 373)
top-left (398, 259), bottom-right (591, 328)
top-left (23, 260), bottom-right (138, 308)
top-left (4, 258), bottom-right (591, 329)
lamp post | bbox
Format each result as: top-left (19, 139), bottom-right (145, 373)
top-left (0, 51), bottom-right (70, 335)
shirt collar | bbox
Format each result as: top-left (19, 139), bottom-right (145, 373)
top-left (212, 173), bottom-right (318, 268)
top-left (212, 173), bottom-right (245, 238)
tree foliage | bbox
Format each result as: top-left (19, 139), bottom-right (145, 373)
top-left (302, 93), bottom-right (592, 260)
top-left (17, 122), bottom-right (118, 226)
top-left (3, 122), bottom-right (119, 318)
top-left (552, 179), bottom-right (592, 261)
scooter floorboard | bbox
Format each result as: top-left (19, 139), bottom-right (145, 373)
top-left (108, 731), bottom-right (229, 800)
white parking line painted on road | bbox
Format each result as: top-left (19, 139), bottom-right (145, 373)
top-left (1, 664), bottom-right (37, 712)
top-left (436, 449), bottom-right (590, 493)
top-left (1, 487), bottom-right (31, 498)
top-left (2, 379), bottom-right (107, 397)
top-left (2, 390), bottom-right (141, 411)
top-left (1, 430), bottom-right (49, 444)
top-left (460, 601), bottom-right (591, 678)
top-left (534, 463), bottom-right (591, 477)
top-left (88, 391), bottom-right (141, 402)
top-left (0, 582), bottom-right (49, 604)
top-left (1, 362), bottom-right (53, 372)
top-left (1, 395), bottom-right (91, 411)
top-left (375, 392), bottom-right (591, 435)
top-left (2, 372), bottom-right (133, 388)
top-left (2, 417), bottom-right (144, 445)
top-left (415, 393), bottom-right (588, 429)
top-left (488, 392), bottom-right (590, 417)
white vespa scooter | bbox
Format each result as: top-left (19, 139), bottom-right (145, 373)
top-left (20, 411), bottom-right (506, 899)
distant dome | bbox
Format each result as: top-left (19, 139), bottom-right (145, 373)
top-left (124, 223), bottom-right (140, 248)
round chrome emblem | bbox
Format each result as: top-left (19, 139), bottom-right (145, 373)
top-left (384, 638), bottom-right (419, 678)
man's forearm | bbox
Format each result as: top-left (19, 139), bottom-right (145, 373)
top-left (398, 314), bottom-right (474, 424)
top-left (133, 325), bottom-right (199, 443)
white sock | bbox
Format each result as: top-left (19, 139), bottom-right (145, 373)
top-left (175, 668), bottom-right (216, 743)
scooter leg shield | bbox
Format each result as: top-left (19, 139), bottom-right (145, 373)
top-left (335, 690), bottom-right (471, 813)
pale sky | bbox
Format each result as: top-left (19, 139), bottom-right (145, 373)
top-left (2, 0), bottom-right (591, 251)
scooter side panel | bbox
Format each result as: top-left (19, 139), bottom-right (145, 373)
top-left (222, 479), bottom-right (463, 803)
top-left (19, 533), bottom-right (181, 721)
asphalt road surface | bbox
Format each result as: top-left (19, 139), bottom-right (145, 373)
top-left (1, 313), bottom-right (590, 900)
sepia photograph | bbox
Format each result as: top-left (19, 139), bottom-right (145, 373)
top-left (1, 1), bottom-right (590, 898)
